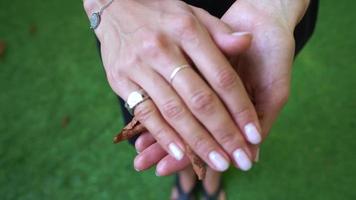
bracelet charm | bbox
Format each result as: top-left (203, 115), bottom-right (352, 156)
top-left (89, 0), bottom-right (114, 30)
top-left (90, 12), bottom-right (101, 29)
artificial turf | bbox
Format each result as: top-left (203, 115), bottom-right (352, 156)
top-left (1, 0), bottom-right (355, 199)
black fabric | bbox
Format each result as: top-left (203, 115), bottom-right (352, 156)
top-left (294, 0), bottom-right (319, 55)
top-left (183, 0), bottom-right (235, 18)
top-left (96, 0), bottom-right (319, 145)
top-left (174, 173), bottom-right (197, 200)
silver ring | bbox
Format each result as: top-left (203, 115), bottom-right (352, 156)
top-left (169, 64), bottom-right (190, 84)
top-left (124, 89), bottom-right (150, 115)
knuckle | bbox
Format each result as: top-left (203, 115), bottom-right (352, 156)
top-left (153, 127), bottom-right (168, 142)
top-left (216, 131), bottom-right (242, 150)
top-left (173, 15), bottom-right (199, 42)
top-left (215, 69), bottom-right (238, 89)
top-left (190, 90), bottom-right (215, 113)
top-left (191, 135), bottom-right (210, 153)
top-left (161, 99), bottom-right (185, 120)
top-left (232, 106), bottom-right (254, 124)
top-left (195, 7), bottom-right (208, 15)
top-left (140, 32), bottom-right (167, 57)
top-left (134, 102), bottom-right (156, 122)
top-left (106, 68), bottom-right (128, 95)
top-left (123, 54), bottom-right (141, 69)
top-left (112, 61), bottom-right (130, 77)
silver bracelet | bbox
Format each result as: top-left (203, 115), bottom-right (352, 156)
top-left (89, 0), bottom-right (114, 30)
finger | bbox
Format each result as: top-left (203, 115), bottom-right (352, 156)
top-left (134, 141), bottom-right (191, 174)
top-left (165, 15), bottom-right (262, 147)
top-left (108, 67), bottom-right (187, 162)
top-left (156, 155), bottom-right (191, 176)
top-left (191, 6), bottom-right (252, 56)
top-left (255, 78), bottom-right (290, 139)
top-left (135, 131), bottom-right (156, 153)
top-left (128, 65), bottom-right (231, 172)
top-left (140, 39), bottom-right (254, 171)
top-left (134, 143), bottom-right (167, 171)
top-left (248, 78), bottom-right (290, 162)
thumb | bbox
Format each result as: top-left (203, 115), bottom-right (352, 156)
top-left (192, 6), bottom-right (252, 56)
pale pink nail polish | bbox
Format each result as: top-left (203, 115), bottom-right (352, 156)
top-left (244, 123), bottom-right (262, 144)
top-left (134, 166), bottom-right (140, 172)
top-left (156, 162), bottom-right (165, 176)
top-left (233, 149), bottom-right (252, 171)
top-left (231, 31), bottom-right (251, 36)
top-left (168, 143), bottom-right (184, 161)
top-left (209, 151), bottom-right (229, 171)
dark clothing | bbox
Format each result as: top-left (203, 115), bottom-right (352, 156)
top-left (184, 0), bottom-right (235, 17)
top-left (96, 0), bottom-right (319, 144)
top-left (295, 0), bottom-right (319, 54)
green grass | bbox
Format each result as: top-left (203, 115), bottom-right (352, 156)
top-left (1, 0), bottom-right (355, 199)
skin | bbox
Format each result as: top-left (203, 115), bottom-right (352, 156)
top-left (83, 0), bottom-right (310, 199)
top-left (132, 0), bottom-right (311, 199)
top-left (83, 0), bottom-right (263, 173)
top-left (135, 0), bottom-right (311, 174)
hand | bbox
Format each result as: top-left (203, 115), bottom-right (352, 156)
top-left (83, 0), bottom-right (262, 172)
top-left (133, 0), bottom-right (311, 175)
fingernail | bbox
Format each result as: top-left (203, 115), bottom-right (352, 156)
top-left (231, 31), bottom-right (251, 36)
top-left (233, 149), bottom-right (252, 171)
top-left (168, 143), bottom-right (184, 161)
top-left (254, 148), bottom-right (260, 163)
top-left (133, 156), bottom-right (142, 172)
top-left (209, 151), bottom-right (229, 171)
top-left (155, 170), bottom-right (161, 176)
top-left (134, 166), bottom-right (140, 172)
top-left (244, 123), bottom-right (262, 144)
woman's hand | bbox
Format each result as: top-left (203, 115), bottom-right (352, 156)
top-left (83, 0), bottom-right (262, 172)
top-left (132, 0), bottom-right (311, 176)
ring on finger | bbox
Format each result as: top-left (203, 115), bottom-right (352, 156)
top-left (169, 64), bottom-right (191, 84)
top-left (125, 89), bottom-right (150, 115)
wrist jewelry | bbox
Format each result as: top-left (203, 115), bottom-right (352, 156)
top-left (90, 0), bottom-right (114, 30)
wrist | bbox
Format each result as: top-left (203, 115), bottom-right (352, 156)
top-left (240, 0), bottom-right (310, 31)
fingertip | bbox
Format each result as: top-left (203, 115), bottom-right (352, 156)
top-left (156, 155), bottom-right (190, 176)
top-left (134, 132), bottom-right (154, 152)
top-left (231, 31), bottom-right (252, 37)
top-left (133, 155), bottom-right (143, 171)
top-left (244, 123), bottom-right (262, 145)
top-left (156, 160), bottom-right (167, 176)
top-left (134, 138), bottom-right (144, 153)
top-left (219, 31), bottom-right (253, 56)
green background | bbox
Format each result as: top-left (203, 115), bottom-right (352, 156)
top-left (1, 0), bottom-right (355, 199)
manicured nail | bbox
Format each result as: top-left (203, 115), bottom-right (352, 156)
top-left (134, 166), bottom-right (140, 172)
top-left (168, 143), bottom-right (184, 161)
top-left (254, 148), bottom-right (260, 163)
top-left (231, 31), bottom-right (251, 36)
top-left (209, 151), bottom-right (229, 171)
top-left (244, 123), bottom-right (262, 144)
top-left (233, 149), bottom-right (252, 171)
top-left (156, 160), bottom-right (167, 177)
